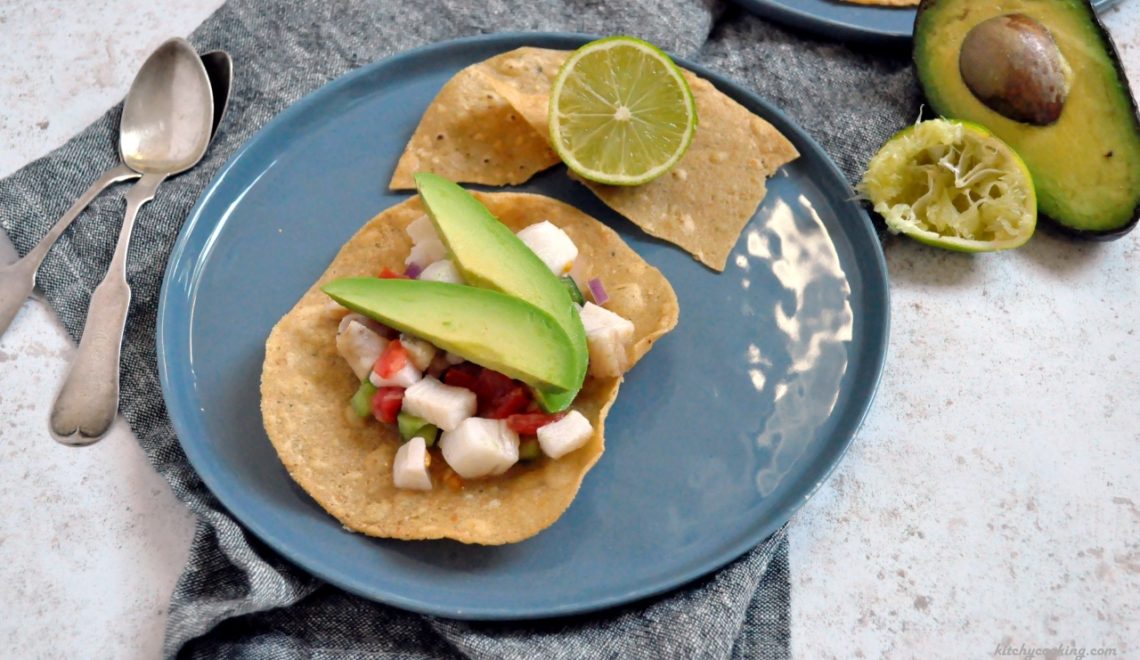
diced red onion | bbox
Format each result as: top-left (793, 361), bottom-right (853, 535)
top-left (404, 262), bottom-right (423, 279)
top-left (588, 277), bottom-right (609, 305)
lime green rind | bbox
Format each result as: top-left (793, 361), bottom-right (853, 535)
top-left (859, 118), bottom-right (1037, 252)
top-left (883, 214), bottom-right (1034, 253)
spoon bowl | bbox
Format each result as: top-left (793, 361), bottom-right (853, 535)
top-left (120, 41), bottom-right (213, 174)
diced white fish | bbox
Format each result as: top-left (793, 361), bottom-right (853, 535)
top-left (399, 334), bottom-right (438, 371)
top-left (517, 221), bottom-right (578, 275)
top-left (405, 214), bottom-right (440, 245)
top-left (419, 259), bottom-right (465, 284)
top-left (402, 376), bottom-right (476, 431)
top-left (370, 361), bottom-right (423, 388)
top-left (336, 317), bottom-right (388, 380)
top-left (536, 410), bottom-right (594, 459)
top-left (567, 257), bottom-right (589, 293)
top-left (579, 302), bottom-right (635, 378)
top-left (444, 351), bottom-right (466, 365)
top-left (439, 417), bottom-right (519, 479)
top-left (406, 237), bottom-right (448, 268)
top-left (337, 313), bottom-right (364, 334)
top-left (338, 312), bottom-right (392, 338)
top-left (392, 436), bottom-right (432, 491)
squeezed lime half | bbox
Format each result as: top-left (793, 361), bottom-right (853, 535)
top-left (859, 118), bottom-right (1037, 252)
top-left (548, 36), bottom-right (697, 186)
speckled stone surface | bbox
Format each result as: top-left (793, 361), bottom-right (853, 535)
top-left (787, 4), bottom-right (1140, 656)
top-left (1, 1), bottom-right (1137, 657)
top-left (0, 3), bottom-right (222, 658)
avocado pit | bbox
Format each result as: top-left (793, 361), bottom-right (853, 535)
top-left (959, 13), bottom-right (1072, 126)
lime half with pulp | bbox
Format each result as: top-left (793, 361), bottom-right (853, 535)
top-left (548, 36), bottom-right (697, 186)
top-left (858, 118), bottom-right (1036, 252)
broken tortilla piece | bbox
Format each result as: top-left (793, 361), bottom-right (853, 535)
top-left (388, 51), bottom-right (561, 189)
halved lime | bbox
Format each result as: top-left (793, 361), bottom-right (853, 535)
top-left (548, 36), bottom-right (697, 186)
top-left (858, 118), bottom-right (1036, 252)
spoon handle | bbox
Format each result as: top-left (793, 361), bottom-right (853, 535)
top-left (0, 163), bottom-right (139, 338)
top-left (50, 172), bottom-right (166, 445)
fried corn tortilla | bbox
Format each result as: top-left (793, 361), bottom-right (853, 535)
top-left (388, 52), bottom-right (562, 189)
top-left (470, 47), bottom-right (564, 134)
top-left (262, 192), bottom-right (678, 545)
top-left (391, 47), bottom-right (799, 272)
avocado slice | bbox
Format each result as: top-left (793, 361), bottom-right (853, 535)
top-left (322, 278), bottom-right (576, 393)
top-left (414, 173), bottom-right (588, 412)
top-left (914, 0), bottom-right (1140, 238)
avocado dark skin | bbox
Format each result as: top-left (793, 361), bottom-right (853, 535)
top-left (914, 0), bottom-right (1140, 240)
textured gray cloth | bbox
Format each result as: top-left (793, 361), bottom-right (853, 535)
top-left (0, 1), bottom-right (915, 657)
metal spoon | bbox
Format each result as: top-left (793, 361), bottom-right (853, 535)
top-left (50, 38), bottom-right (214, 445)
top-left (0, 48), bottom-right (232, 339)
top-left (201, 50), bottom-right (233, 143)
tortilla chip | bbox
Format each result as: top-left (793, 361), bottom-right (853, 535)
top-left (392, 45), bottom-right (798, 270)
top-left (478, 48), bottom-right (800, 271)
top-left (573, 73), bottom-right (799, 271)
top-left (388, 52), bottom-right (563, 190)
top-left (261, 193), bottom-right (678, 545)
top-left (473, 48), bottom-right (567, 133)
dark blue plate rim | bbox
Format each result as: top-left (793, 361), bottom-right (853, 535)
top-left (733, 0), bottom-right (1121, 43)
top-left (156, 31), bottom-right (890, 619)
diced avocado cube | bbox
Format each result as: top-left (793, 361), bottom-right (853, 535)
top-left (397, 411), bottom-right (439, 447)
top-left (351, 379), bottom-right (379, 418)
top-left (560, 276), bottom-right (585, 305)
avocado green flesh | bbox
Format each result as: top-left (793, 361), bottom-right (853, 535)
top-left (322, 278), bottom-right (576, 393)
top-left (915, 0), bottom-right (1140, 236)
top-left (415, 173), bottom-right (588, 412)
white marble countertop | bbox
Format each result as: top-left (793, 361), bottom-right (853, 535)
top-left (2, 2), bottom-right (1137, 658)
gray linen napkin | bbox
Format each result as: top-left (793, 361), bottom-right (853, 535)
top-left (0, 1), bottom-right (914, 657)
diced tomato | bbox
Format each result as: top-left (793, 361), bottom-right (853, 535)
top-left (371, 387), bottom-right (405, 424)
top-left (374, 340), bottom-right (408, 378)
top-left (507, 412), bottom-right (566, 435)
top-left (442, 363), bottom-right (530, 418)
top-left (379, 267), bottom-right (405, 279)
top-left (475, 368), bottom-right (515, 403)
top-left (442, 363), bottom-right (481, 391)
top-left (482, 386), bottom-right (531, 419)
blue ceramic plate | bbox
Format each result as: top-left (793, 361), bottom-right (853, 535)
top-left (734, 0), bottom-right (1120, 43)
top-left (157, 32), bottom-right (889, 620)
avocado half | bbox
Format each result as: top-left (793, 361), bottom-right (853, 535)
top-left (914, 0), bottom-right (1140, 239)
